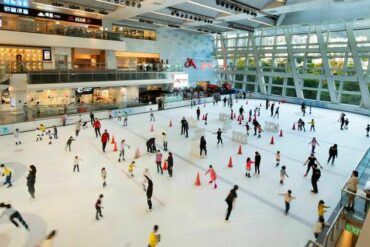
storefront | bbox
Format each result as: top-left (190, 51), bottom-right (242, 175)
top-left (115, 51), bottom-right (161, 71)
top-left (72, 48), bottom-right (105, 70)
top-left (27, 89), bottom-right (74, 105)
top-left (112, 24), bottom-right (156, 40)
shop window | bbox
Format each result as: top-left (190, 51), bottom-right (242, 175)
top-left (303, 89), bottom-right (318, 100)
top-left (285, 88), bottom-right (296, 97)
top-left (271, 86), bottom-right (283, 96)
top-left (320, 91), bottom-right (331, 102)
top-left (340, 94), bottom-right (362, 105)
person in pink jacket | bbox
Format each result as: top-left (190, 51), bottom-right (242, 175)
top-left (155, 150), bottom-right (163, 175)
top-left (246, 157), bottom-right (254, 177)
top-left (205, 165), bottom-right (217, 189)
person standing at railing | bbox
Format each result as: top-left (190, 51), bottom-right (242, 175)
top-left (366, 124), bottom-right (370, 137)
top-left (345, 170), bottom-right (359, 213)
top-left (93, 118), bottom-right (101, 137)
top-left (364, 180), bottom-right (370, 213)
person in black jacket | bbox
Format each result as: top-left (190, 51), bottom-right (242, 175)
top-left (200, 136), bottom-right (207, 157)
top-left (145, 175), bottom-right (153, 212)
top-left (311, 164), bottom-right (321, 194)
top-left (327, 144), bottom-right (338, 165)
top-left (181, 117), bottom-right (187, 135)
top-left (26, 165), bottom-right (37, 199)
top-left (254, 152), bottom-right (261, 175)
top-left (225, 185), bottom-right (238, 222)
top-left (196, 107), bottom-right (201, 120)
top-left (89, 112), bottom-right (95, 126)
top-left (167, 152), bottom-right (174, 177)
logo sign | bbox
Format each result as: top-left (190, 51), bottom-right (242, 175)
top-left (200, 62), bottom-right (214, 70)
top-left (173, 74), bottom-right (189, 88)
top-left (184, 58), bottom-right (214, 70)
top-left (184, 58), bottom-right (197, 69)
top-left (75, 87), bottom-right (94, 95)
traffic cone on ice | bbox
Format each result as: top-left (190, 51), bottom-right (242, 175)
top-left (113, 142), bottom-right (118, 152)
top-left (162, 160), bottom-right (168, 171)
top-left (228, 157), bottom-right (233, 168)
top-left (195, 173), bottom-right (201, 186)
top-left (169, 120), bottom-right (173, 127)
top-left (279, 129), bottom-right (283, 137)
top-left (292, 123), bottom-right (296, 130)
top-left (270, 136), bottom-right (274, 145)
top-left (134, 148), bottom-right (141, 159)
top-left (150, 125), bottom-right (154, 132)
top-left (237, 145), bottom-right (242, 155)
top-left (111, 136), bottom-right (116, 144)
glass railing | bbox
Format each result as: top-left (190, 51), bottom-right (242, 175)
top-left (27, 70), bottom-right (170, 84)
top-left (0, 21), bottom-right (122, 41)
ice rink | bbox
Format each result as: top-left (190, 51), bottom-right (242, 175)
top-left (0, 99), bottom-right (369, 247)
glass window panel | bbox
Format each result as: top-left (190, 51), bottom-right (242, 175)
top-left (342, 81), bottom-right (360, 92)
top-left (285, 88), bottom-right (296, 97)
top-left (246, 83), bottom-right (255, 92)
top-left (237, 38), bottom-right (247, 47)
top-left (246, 75), bottom-right (256, 82)
top-left (272, 77), bottom-right (284, 85)
top-left (292, 34), bottom-right (307, 44)
top-left (235, 57), bottom-right (246, 70)
top-left (341, 94), bottom-right (362, 105)
top-left (303, 89), bottom-right (317, 100)
top-left (287, 78), bottom-right (295, 86)
top-left (329, 31), bottom-right (347, 43)
top-left (227, 39), bottom-right (236, 47)
top-left (320, 91), bottom-right (331, 102)
top-left (321, 80), bottom-right (328, 89)
top-left (354, 29), bottom-right (370, 42)
top-left (271, 86), bottom-right (283, 95)
top-left (309, 34), bottom-right (318, 43)
top-left (304, 79), bottom-right (320, 88)
top-left (276, 36), bottom-right (286, 45)
top-left (234, 83), bottom-right (243, 89)
top-left (261, 36), bottom-right (275, 46)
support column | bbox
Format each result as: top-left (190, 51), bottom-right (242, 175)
top-left (105, 50), bottom-right (117, 70)
top-left (250, 33), bottom-right (267, 94)
top-left (316, 26), bottom-right (339, 104)
top-left (345, 22), bottom-right (370, 108)
top-left (9, 74), bottom-right (28, 114)
top-left (284, 30), bottom-right (304, 99)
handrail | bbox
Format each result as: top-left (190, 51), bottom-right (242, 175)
top-left (304, 240), bottom-right (324, 247)
top-left (323, 206), bottom-right (345, 246)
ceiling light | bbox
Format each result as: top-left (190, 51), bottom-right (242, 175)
top-left (171, 11), bottom-right (175, 15)
top-left (125, 1), bottom-right (130, 6)
top-left (185, 15), bottom-right (188, 19)
top-left (189, 16), bottom-right (193, 19)
top-left (131, 2), bottom-right (136, 7)
top-left (137, 3), bottom-right (141, 8)
top-left (85, 8), bottom-right (95, 12)
top-left (176, 12), bottom-right (179, 16)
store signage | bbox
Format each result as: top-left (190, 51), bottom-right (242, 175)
top-left (43, 49), bottom-right (52, 61)
top-left (75, 87), bottom-right (94, 95)
top-left (0, 4), bottom-right (102, 26)
top-left (345, 223), bottom-right (361, 236)
top-left (173, 74), bottom-right (189, 88)
top-left (184, 58), bottom-right (214, 70)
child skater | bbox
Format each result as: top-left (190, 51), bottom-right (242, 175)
top-left (14, 128), bottom-right (21, 145)
top-left (276, 151), bottom-right (281, 167)
top-left (73, 156), bottom-right (82, 173)
top-left (205, 165), bottom-right (217, 189)
top-left (278, 190), bottom-right (295, 214)
top-left (128, 161), bottom-right (136, 177)
top-left (101, 167), bottom-right (107, 188)
top-left (246, 157), bottom-right (254, 177)
top-left (280, 166), bottom-right (289, 184)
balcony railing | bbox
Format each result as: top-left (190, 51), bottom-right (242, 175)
top-left (28, 70), bottom-right (170, 84)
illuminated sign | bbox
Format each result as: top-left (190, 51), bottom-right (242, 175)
top-left (345, 223), bottom-right (361, 236)
top-left (184, 58), bottom-right (214, 70)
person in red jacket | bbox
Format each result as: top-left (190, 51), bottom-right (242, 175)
top-left (101, 129), bottom-right (110, 152)
top-left (93, 118), bottom-right (101, 137)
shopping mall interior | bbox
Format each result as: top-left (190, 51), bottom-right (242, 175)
top-left (0, 0), bottom-right (369, 247)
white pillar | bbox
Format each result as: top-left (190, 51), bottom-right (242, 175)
top-left (9, 74), bottom-right (28, 114)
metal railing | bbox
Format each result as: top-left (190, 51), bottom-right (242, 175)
top-left (305, 240), bottom-right (324, 247)
top-left (27, 70), bottom-right (170, 84)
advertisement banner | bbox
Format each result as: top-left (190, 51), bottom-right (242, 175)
top-left (173, 74), bottom-right (189, 88)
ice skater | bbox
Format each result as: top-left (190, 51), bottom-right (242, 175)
top-left (181, 117), bottom-right (187, 135)
top-left (53, 125), bottom-right (58, 139)
top-left (1, 164), bottom-right (12, 188)
top-left (214, 128), bottom-right (223, 146)
top-left (278, 190), bottom-right (295, 214)
top-left (308, 119), bottom-right (316, 132)
top-left (14, 128), bottom-right (21, 145)
top-left (90, 112), bottom-right (95, 126)
top-left (276, 151), bottom-right (281, 167)
top-left (142, 168), bottom-right (151, 191)
top-left (101, 167), bottom-right (107, 188)
top-left (145, 175), bottom-right (153, 212)
top-left (339, 113), bottom-right (346, 130)
top-left (101, 129), bottom-right (110, 152)
top-left (0, 203), bottom-right (29, 230)
top-left (123, 112), bottom-right (128, 126)
top-left (318, 200), bottom-right (330, 226)
top-left (65, 136), bottom-right (75, 152)
top-left (155, 150), bottom-right (163, 175)
top-left (196, 106), bottom-right (201, 120)
top-left (95, 194), bottom-right (104, 220)
top-left (280, 166), bottom-right (289, 184)
top-left (245, 122), bottom-right (250, 135)
top-left (148, 225), bottom-right (160, 247)
top-left (200, 136), bottom-right (207, 157)
top-left (311, 164), bottom-right (321, 194)
top-left (344, 118), bottom-right (349, 130)
top-left (327, 144), bottom-right (338, 165)
top-left (146, 138), bottom-right (156, 153)
top-left (75, 121), bottom-right (81, 137)
top-left (108, 110), bottom-right (112, 120)
top-left (128, 161), bottom-right (136, 177)
top-left (270, 102), bottom-right (275, 117)
top-left (162, 132), bottom-right (168, 151)
top-left (225, 185), bottom-right (238, 222)
top-left (303, 153), bottom-right (322, 177)
top-left (118, 139), bottom-right (130, 162)
top-left (167, 152), bottom-right (173, 177)
top-left (273, 106), bottom-right (279, 118)
top-left (93, 118), bottom-right (101, 137)
top-left (117, 111), bottom-right (122, 121)
top-left (73, 156), bottom-right (82, 172)
top-left (205, 165), bottom-right (217, 189)
top-left (245, 157), bottom-right (254, 177)
top-left (308, 137), bottom-right (320, 154)
top-left (150, 108), bottom-right (155, 121)
top-left (254, 151), bottom-right (261, 175)
top-left (26, 165), bottom-right (36, 199)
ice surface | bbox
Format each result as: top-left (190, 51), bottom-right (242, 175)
top-left (0, 99), bottom-right (369, 247)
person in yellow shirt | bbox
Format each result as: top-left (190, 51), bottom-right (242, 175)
top-left (318, 200), bottom-right (330, 226)
top-left (148, 225), bottom-right (160, 247)
top-left (1, 164), bottom-right (12, 187)
top-left (128, 161), bottom-right (136, 177)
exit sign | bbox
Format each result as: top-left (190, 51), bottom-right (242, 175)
top-left (345, 223), bottom-right (361, 236)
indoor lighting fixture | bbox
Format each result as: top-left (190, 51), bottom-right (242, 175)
top-left (187, 0), bottom-right (233, 15)
top-left (34, 2), bottom-right (108, 16)
top-left (95, 0), bottom-right (143, 8)
top-left (167, 7), bottom-right (215, 24)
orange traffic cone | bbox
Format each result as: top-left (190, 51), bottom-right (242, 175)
top-left (195, 172), bottom-right (201, 186)
top-left (228, 157), bottom-right (233, 168)
top-left (279, 129), bottom-right (283, 137)
top-left (150, 125), bottom-right (154, 132)
top-left (169, 120), bottom-right (173, 127)
top-left (111, 136), bottom-right (116, 144)
top-left (113, 142), bottom-right (118, 152)
top-left (270, 136), bottom-right (274, 145)
top-left (162, 160), bottom-right (168, 171)
top-left (292, 123), bottom-right (296, 130)
top-left (237, 145), bottom-right (242, 155)
top-left (134, 148), bottom-right (141, 159)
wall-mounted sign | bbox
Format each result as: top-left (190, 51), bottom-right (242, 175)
top-left (184, 58), bottom-right (214, 71)
top-left (4, 0), bottom-right (28, 7)
top-left (345, 223), bottom-right (361, 236)
top-left (0, 4), bottom-right (102, 26)
top-left (75, 87), bottom-right (94, 95)
top-left (43, 49), bottom-right (52, 61)
top-left (173, 74), bottom-right (189, 88)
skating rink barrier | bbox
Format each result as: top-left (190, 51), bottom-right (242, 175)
top-left (187, 117), bottom-right (198, 128)
top-left (223, 119), bottom-right (232, 130)
top-left (219, 113), bottom-right (229, 121)
top-left (190, 140), bottom-right (200, 156)
top-left (264, 121), bottom-right (279, 132)
top-left (192, 128), bottom-right (205, 140)
top-left (232, 131), bottom-right (248, 144)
